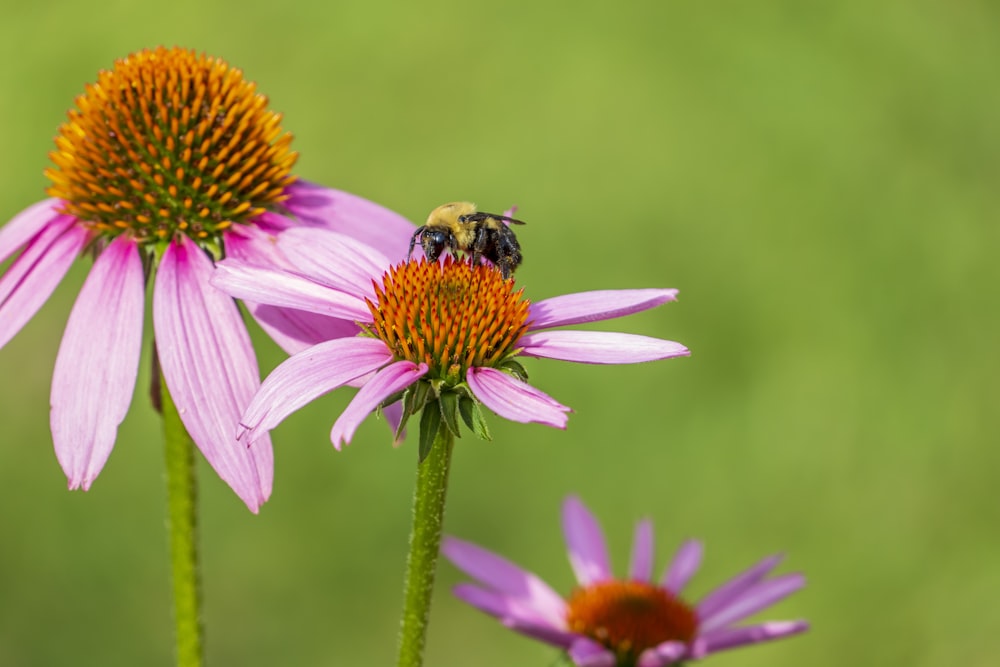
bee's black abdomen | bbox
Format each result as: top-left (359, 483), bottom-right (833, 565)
top-left (471, 223), bottom-right (521, 279)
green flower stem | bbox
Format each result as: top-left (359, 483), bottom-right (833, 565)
top-left (160, 373), bottom-right (204, 667)
top-left (396, 427), bottom-right (456, 667)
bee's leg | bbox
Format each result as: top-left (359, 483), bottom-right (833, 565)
top-left (471, 226), bottom-right (490, 265)
top-left (493, 226), bottom-right (521, 280)
top-left (408, 227), bottom-right (425, 259)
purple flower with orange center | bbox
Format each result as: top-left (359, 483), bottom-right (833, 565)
top-left (0, 47), bottom-right (413, 511)
top-left (210, 227), bottom-right (688, 451)
top-left (443, 496), bottom-right (808, 667)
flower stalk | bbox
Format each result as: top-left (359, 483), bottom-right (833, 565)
top-left (396, 422), bottom-right (455, 667)
top-left (160, 367), bottom-right (204, 667)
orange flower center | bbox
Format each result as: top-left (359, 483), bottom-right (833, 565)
top-left (45, 46), bottom-right (298, 247)
top-left (366, 256), bottom-right (530, 382)
top-left (565, 580), bottom-right (699, 665)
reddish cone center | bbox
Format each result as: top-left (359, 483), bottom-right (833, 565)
top-left (366, 256), bottom-right (530, 382)
top-left (565, 580), bottom-right (698, 662)
top-left (45, 46), bottom-right (298, 245)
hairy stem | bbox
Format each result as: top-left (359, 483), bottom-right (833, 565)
top-left (396, 427), bottom-right (456, 667)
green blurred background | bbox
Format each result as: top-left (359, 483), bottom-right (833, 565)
top-left (1, 1), bottom-right (997, 665)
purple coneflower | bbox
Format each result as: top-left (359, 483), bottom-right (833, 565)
top-left (0, 47), bottom-right (413, 511)
top-left (210, 226), bottom-right (689, 450)
top-left (443, 496), bottom-right (808, 667)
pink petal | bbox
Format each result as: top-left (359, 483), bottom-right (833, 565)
top-left (153, 236), bottom-right (273, 513)
top-left (698, 573), bottom-right (805, 633)
top-left (0, 217), bottom-right (88, 349)
top-left (277, 227), bottom-right (391, 299)
top-left (518, 331), bottom-right (690, 364)
top-left (329, 360), bottom-right (427, 450)
top-left (628, 519), bottom-right (654, 581)
top-left (0, 199), bottom-right (66, 263)
top-left (466, 366), bottom-right (570, 428)
top-left (225, 227), bottom-right (362, 353)
top-left (245, 303), bottom-right (361, 354)
top-left (696, 554), bottom-right (784, 620)
top-left (500, 617), bottom-right (579, 649)
top-left (283, 181), bottom-right (416, 260)
top-left (50, 236), bottom-right (144, 490)
top-left (568, 637), bottom-right (616, 667)
top-left (222, 223), bottom-right (287, 266)
top-left (637, 641), bottom-right (687, 667)
top-left (562, 496), bottom-right (612, 585)
top-left (697, 620), bottom-right (809, 655)
top-left (662, 539), bottom-right (703, 595)
top-left (442, 536), bottom-right (567, 625)
top-left (528, 289), bottom-right (679, 331)
top-left (239, 337), bottom-right (393, 440)
top-left (211, 259), bottom-right (371, 321)
top-left (452, 584), bottom-right (575, 647)
top-left (224, 224), bottom-right (366, 353)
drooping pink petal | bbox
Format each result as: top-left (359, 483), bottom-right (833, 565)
top-left (50, 236), bottom-right (144, 490)
top-left (466, 366), bottom-right (570, 428)
top-left (329, 360), bottom-right (427, 450)
top-left (442, 536), bottom-right (567, 625)
top-left (696, 554), bottom-right (784, 620)
top-left (278, 227), bottom-right (391, 299)
top-left (451, 584), bottom-right (575, 647)
top-left (283, 181), bottom-right (416, 259)
top-left (239, 337), bottom-right (393, 440)
top-left (568, 637), bottom-right (616, 667)
top-left (153, 236), bottom-right (273, 513)
top-left (0, 218), bottom-right (89, 349)
top-left (246, 303), bottom-right (362, 354)
top-left (627, 519), bottom-right (654, 581)
top-left (697, 620), bottom-right (809, 655)
top-left (211, 259), bottom-right (371, 322)
top-left (562, 496), bottom-right (613, 585)
top-left (637, 641), bottom-right (687, 667)
top-left (528, 289), bottom-right (679, 330)
top-left (518, 331), bottom-right (690, 365)
top-left (662, 539), bottom-right (703, 595)
top-left (0, 199), bottom-right (65, 263)
top-left (698, 573), bottom-right (806, 633)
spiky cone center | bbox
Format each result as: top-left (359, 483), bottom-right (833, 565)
top-left (565, 580), bottom-right (699, 664)
top-left (366, 256), bottom-right (530, 383)
top-left (44, 46), bottom-right (298, 248)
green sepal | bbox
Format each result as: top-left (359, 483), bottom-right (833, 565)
top-left (438, 391), bottom-right (462, 438)
top-left (458, 395), bottom-right (476, 432)
top-left (459, 395), bottom-right (492, 441)
top-left (407, 380), bottom-right (431, 412)
top-left (381, 390), bottom-right (407, 410)
top-left (395, 380), bottom-right (431, 442)
top-left (418, 400), bottom-right (442, 463)
top-left (498, 358), bottom-right (529, 382)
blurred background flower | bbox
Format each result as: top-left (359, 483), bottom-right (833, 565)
top-left (0, 2), bottom-right (995, 665)
top-left (444, 495), bottom-right (806, 667)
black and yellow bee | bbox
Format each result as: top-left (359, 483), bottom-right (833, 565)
top-left (407, 202), bottom-right (526, 279)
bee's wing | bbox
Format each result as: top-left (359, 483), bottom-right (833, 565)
top-left (469, 212), bottom-right (527, 226)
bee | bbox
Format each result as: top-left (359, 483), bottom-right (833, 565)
top-left (407, 202), bottom-right (526, 279)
